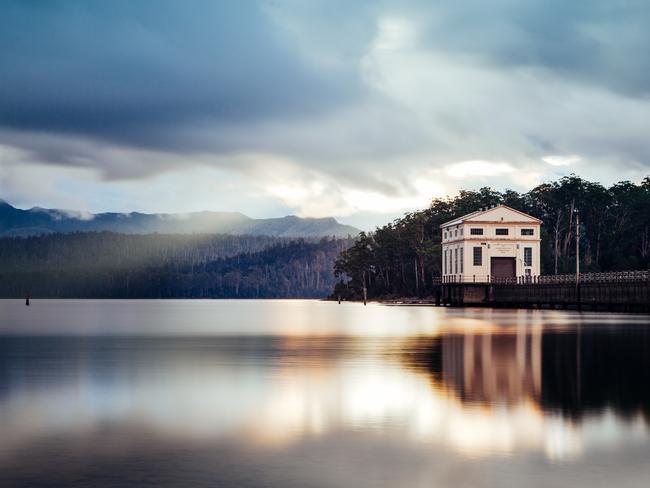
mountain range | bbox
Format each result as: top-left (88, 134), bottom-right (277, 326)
top-left (0, 199), bottom-right (359, 238)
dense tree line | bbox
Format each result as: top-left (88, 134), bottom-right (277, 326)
top-left (333, 175), bottom-right (650, 300)
top-left (0, 232), bottom-right (288, 272)
top-left (0, 233), bottom-right (353, 298)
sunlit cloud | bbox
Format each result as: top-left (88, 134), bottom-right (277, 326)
top-left (374, 17), bottom-right (417, 51)
top-left (444, 161), bottom-right (516, 179)
top-left (542, 155), bottom-right (582, 167)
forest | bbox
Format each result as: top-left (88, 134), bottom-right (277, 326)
top-left (332, 175), bottom-right (650, 300)
top-left (0, 233), bottom-right (353, 298)
top-left (2, 175), bottom-right (649, 300)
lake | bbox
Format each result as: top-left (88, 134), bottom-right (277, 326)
top-left (1, 299), bottom-right (649, 487)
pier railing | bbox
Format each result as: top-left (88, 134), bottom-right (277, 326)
top-left (439, 270), bottom-right (650, 285)
top-left (538, 270), bottom-right (650, 284)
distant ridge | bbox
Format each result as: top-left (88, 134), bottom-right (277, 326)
top-left (0, 200), bottom-right (360, 238)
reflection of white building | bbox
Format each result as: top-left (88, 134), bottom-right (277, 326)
top-left (441, 205), bottom-right (542, 282)
top-left (442, 328), bottom-right (542, 405)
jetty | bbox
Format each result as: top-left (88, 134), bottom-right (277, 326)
top-left (438, 271), bottom-right (650, 312)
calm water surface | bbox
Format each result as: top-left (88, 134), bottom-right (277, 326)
top-left (1, 299), bottom-right (649, 487)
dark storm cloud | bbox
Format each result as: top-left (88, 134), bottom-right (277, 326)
top-left (395, 0), bottom-right (650, 96)
top-left (1, 0), bottom-right (649, 217)
top-left (0, 0), bottom-right (364, 150)
top-left (2, 0), bottom-right (649, 152)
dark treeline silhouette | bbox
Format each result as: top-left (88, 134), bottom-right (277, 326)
top-left (0, 232), bottom-right (353, 298)
top-left (333, 175), bottom-right (650, 300)
top-left (541, 328), bottom-right (650, 419)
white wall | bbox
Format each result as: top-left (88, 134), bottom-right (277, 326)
top-left (442, 218), bottom-right (540, 281)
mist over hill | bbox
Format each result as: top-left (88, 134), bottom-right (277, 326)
top-left (0, 232), bottom-right (354, 298)
top-left (0, 200), bottom-right (359, 298)
top-left (0, 200), bottom-right (359, 238)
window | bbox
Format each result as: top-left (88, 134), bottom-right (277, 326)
top-left (495, 228), bottom-right (509, 235)
top-left (460, 248), bottom-right (464, 274)
top-left (470, 228), bottom-right (483, 236)
top-left (473, 247), bottom-right (482, 266)
top-left (454, 248), bottom-right (458, 274)
top-left (454, 229), bottom-right (458, 237)
top-left (524, 247), bottom-right (532, 267)
top-left (449, 250), bottom-right (453, 274)
top-left (521, 228), bottom-right (534, 236)
top-left (460, 228), bottom-right (464, 236)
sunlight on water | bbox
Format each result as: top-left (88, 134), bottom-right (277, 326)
top-left (0, 300), bottom-right (649, 487)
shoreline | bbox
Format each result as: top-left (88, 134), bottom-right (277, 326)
top-left (329, 296), bottom-right (650, 313)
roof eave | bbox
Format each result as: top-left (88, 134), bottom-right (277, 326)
top-left (440, 204), bottom-right (542, 227)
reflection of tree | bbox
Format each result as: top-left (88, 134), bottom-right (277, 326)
top-left (404, 327), bottom-right (650, 420)
top-left (542, 328), bottom-right (650, 419)
top-left (399, 336), bottom-right (443, 384)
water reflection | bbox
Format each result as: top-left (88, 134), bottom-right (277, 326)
top-left (0, 300), bottom-right (649, 487)
top-left (402, 325), bottom-right (650, 419)
top-left (401, 326), bottom-right (650, 459)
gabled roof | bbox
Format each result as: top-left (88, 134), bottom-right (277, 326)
top-left (440, 204), bottom-right (542, 228)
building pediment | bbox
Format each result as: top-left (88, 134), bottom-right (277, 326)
top-left (442, 205), bottom-right (541, 228)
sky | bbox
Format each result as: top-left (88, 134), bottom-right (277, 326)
top-left (1, 0), bottom-right (649, 230)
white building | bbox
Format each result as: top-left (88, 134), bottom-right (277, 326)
top-left (441, 205), bottom-right (542, 282)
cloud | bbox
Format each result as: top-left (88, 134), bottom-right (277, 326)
top-left (403, 0), bottom-right (650, 97)
top-left (445, 161), bottom-right (515, 179)
top-left (0, 1), bottom-right (359, 147)
top-left (1, 0), bottom-right (649, 223)
top-left (542, 155), bottom-right (581, 167)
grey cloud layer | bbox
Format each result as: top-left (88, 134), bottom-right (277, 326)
top-left (0, 0), bottom-right (649, 192)
top-left (0, 0), bottom-right (361, 149)
top-left (408, 0), bottom-right (650, 96)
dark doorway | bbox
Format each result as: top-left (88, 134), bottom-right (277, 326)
top-left (491, 257), bottom-right (516, 279)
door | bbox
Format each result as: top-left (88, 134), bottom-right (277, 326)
top-left (490, 257), bottom-right (516, 280)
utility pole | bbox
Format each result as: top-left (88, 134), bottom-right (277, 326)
top-left (576, 210), bottom-right (580, 283)
top-left (414, 257), bottom-right (419, 293)
top-left (575, 209), bottom-right (581, 309)
top-left (576, 208), bottom-right (582, 394)
top-left (362, 270), bottom-right (367, 306)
